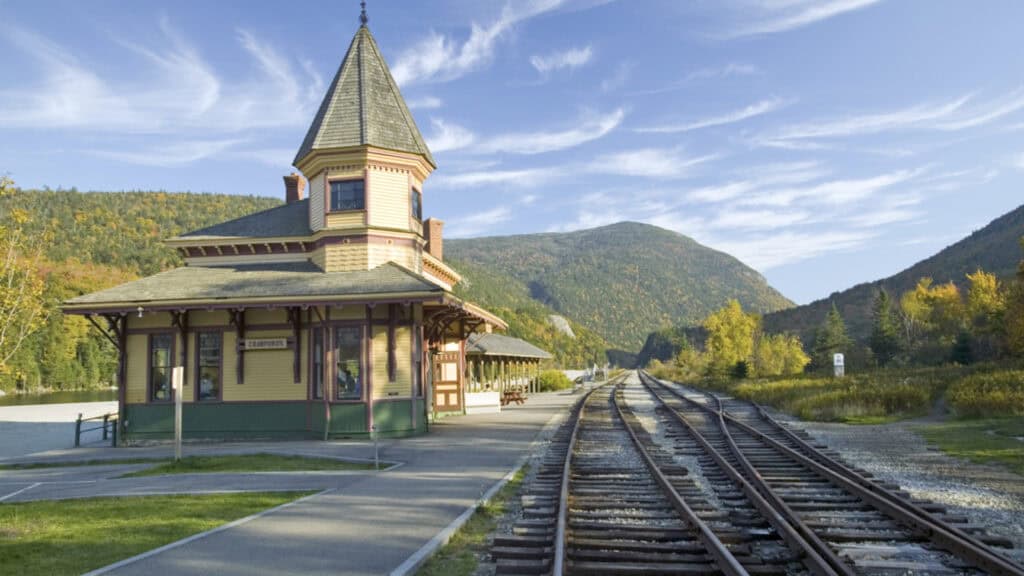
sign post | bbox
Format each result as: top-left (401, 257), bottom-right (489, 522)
top-left (833, 353), bottom-right (845, 378)
top-left (172, 366), bottom-right (183, 462)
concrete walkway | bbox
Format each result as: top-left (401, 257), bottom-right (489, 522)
top-left (0, 391), bottom-right (579, 575)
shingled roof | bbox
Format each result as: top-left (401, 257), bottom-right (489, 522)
top-left (173, 199), bottom-right (311, 241)
top-left (466, 333), bottom-right (553, 360)
top-left (294, 25), bottom-right (435, 168)
top-left (65, 261), bottom-right (443, 309)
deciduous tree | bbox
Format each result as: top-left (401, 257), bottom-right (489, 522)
top-left (0, 177), bottom-right (49, 376)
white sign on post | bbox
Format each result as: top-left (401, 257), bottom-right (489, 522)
top-left (833, 353), bottom-right (845, 378)
top-left (172, 366), bottom-right (184, 462)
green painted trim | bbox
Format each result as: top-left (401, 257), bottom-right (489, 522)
top-left (122, 400), bottom-right (427, 440)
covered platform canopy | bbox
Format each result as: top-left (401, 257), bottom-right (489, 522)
top-left (465, 333), bottom-right (552, 396)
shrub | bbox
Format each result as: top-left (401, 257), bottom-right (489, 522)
top-left (536, 370), bottom-right (573, 392)
top-left (947, 370), bottom-right (1024, 417)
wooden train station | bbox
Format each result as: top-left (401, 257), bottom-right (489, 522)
top-left (62, 16), bottom-right (508, 439)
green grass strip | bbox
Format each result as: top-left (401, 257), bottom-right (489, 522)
top-left (916, 417), bottom-right (1024, 476)
top-left (0, 458), bottom-right (164, 470)
top-left (415, 465), bottom-right (528, 576)
top-left (0, 492), bottom-right (312, 576)
top-left (121, 453), bottom-right (378, 477)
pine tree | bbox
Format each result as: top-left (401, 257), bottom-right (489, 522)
top-left (812, 303), bottom-right (851, 372)
top-left (869, 289), bottom-right (900, 366)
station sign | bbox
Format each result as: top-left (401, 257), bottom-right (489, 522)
top-left (240, 338), bottom-right (290, 351)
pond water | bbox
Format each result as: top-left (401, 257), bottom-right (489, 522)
top-left (0, 389), bottom-right (117, 406)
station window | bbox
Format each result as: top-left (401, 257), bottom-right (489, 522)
top-left (411, 188), bottom-right (422, 221)
top-left (150, 334), bottom-right (173, 402)
top-left (196, 332), bottom-right (221, 401)
top-left (330, 179), bottom-right (365, 212)
top-left (335, 326), bottom-right (363, 400)
top-left (312, 328), bottom-right (324, 400)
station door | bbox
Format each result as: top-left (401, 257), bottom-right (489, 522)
top-left (432, 351), bottom-right (462, 412)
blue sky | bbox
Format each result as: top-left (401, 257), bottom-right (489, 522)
top-left (2, 0), bottom-right (1023, 304)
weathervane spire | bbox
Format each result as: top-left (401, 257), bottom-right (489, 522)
top-left (360, 1), bottom-right (368, 27)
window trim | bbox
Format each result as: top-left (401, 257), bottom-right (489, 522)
top-left (309, 325), bottom-right (325, 401)
top-left (326, 177), bottom-right (366, 214)
top-left (410, 187), bottom-right (423, 223)
top-left (147, 332), bottom-right (175, 404)
top-left (194, 330), bottom-right (223, 403)
top-left (332, 324), bottom-right (366, 402)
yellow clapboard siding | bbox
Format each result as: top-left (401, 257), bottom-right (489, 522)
top-left (245, 309), bottom-right (285, 326)
top-left (311, 246), bottom-right (327, 270)
top-left (126, 334), bottom-right (148, 403)
top-left (309, 173), bottom-right (325, 232)
top-left (367, 243), bottom-right (416, 270)
top-left (188, 311), bottom-right (227, 327)
top-left (329, 305), bottom-right (366, 320)
top-left (131, 312), bottom-right (172, 330)
top-left (371, 326), bottom-right (412, 399)
top-left (368, 168), bottom-right (409, 230)
top-left (326, 211), bottom-right (365, 229)
top-left (223, 330), bottom-right (304, 401)
top-left (323, 243), bottom-right (368, 272)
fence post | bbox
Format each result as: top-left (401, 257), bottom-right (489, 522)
top-left (74, 413), bottom-right (83, 448)
top-left (102, 414), bottom-right (109, 440)
top-left (111, 418), bottom-right (118, 447)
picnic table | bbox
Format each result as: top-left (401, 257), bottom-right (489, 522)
top-left (501, 385), bottom-right (527, 406)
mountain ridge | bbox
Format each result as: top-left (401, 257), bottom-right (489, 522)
top-left (447, 221), bottom-right (794, 351)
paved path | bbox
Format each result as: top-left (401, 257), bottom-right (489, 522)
top-left (0, 401), bottom-right (118, 461)
top-left (0, 391), bottom-right (579, 575)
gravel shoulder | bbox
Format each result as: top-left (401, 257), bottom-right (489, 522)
top-left (772, 411), bottom-right (1024, 563)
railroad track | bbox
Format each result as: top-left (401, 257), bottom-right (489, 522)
top-left (637, 370), bottom-right (1024, 576)
top-left (490, 372), bottom-right (1024, 575)
top-left (494, 375), bottom-right (837, 575)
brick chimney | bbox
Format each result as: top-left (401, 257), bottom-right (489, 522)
top-left (283, 173), bottom-right (305, 204)
top-left (424, 218), bottom-right (444, 261)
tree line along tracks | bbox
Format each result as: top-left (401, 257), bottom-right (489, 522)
top-left (489, 372), bottom-right (1024, 576)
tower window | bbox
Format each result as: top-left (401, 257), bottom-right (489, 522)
top-left (330, 179), bottom-right (365, 212)
top-left (411, 188), bottom-right (422, 221)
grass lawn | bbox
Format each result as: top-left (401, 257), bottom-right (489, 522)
top-left (416, 466), bottom-right (527, 576)
top-left (916, 417), bottom-right (1024, 475)
top-left (0, 492), bottom-right (311, 576)
top-left (121, 453), bottom-right (379, 477)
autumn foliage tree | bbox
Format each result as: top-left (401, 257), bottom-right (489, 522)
top-left (0, 176), bottom-right (49, 376)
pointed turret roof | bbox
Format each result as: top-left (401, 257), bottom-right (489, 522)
top-left (294, 25), bottom-right (435, 168)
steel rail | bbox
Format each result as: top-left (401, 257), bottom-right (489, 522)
top-left (610, 383), bottom-right (750, 576)
top-left (635, 371), bottom-right (849, 576)
top-left (552, 381), bottom-right (607, 576)
top-left (647, 372), bottom-right (1024, 576)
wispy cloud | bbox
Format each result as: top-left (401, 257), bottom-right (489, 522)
top-left (629, 63), bottom-right (758, 96)
top-left (601, 61), bottom-right (632, 92)
top-left (1014, 152), bottom-right (1024, 172)
top-left (91, 139), bottom-right (245, 167)
top-left (476, 108), bottom-right (625, 154)
top-left (391, 0), bottom-right (566, 86)
top-left (426, 118), bottom-right (476, 153)
top-left (707, 229), bottom-right (877, 269)
top-left (636, 98), bottom-right (787, 133)
top-left (446, 206), bottom-right (514, 237)
top-left (589, 148), bottom-right (716, 179)
top-left (725, 0), bottom-right (885, 38)
top-left (407, 96), bottom-right (443, 110)
top-left (760, 90), bottom-right (1024, 147)
top-left (709, 209), bottom-right (811, 230)
top-left (0, 21), bottom-right (320, 135)
top-left (433, 168), bottom-right (562, 189)
top-left (738, 169), bottom-right (920, 207)
top-left (531, 45), bottom-right (593, 74)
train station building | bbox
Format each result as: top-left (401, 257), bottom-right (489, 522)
top-left (62, 15), bottom-right (507, 440)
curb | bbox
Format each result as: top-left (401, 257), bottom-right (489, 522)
top-left (389, 401), bottom-right (575, 576)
